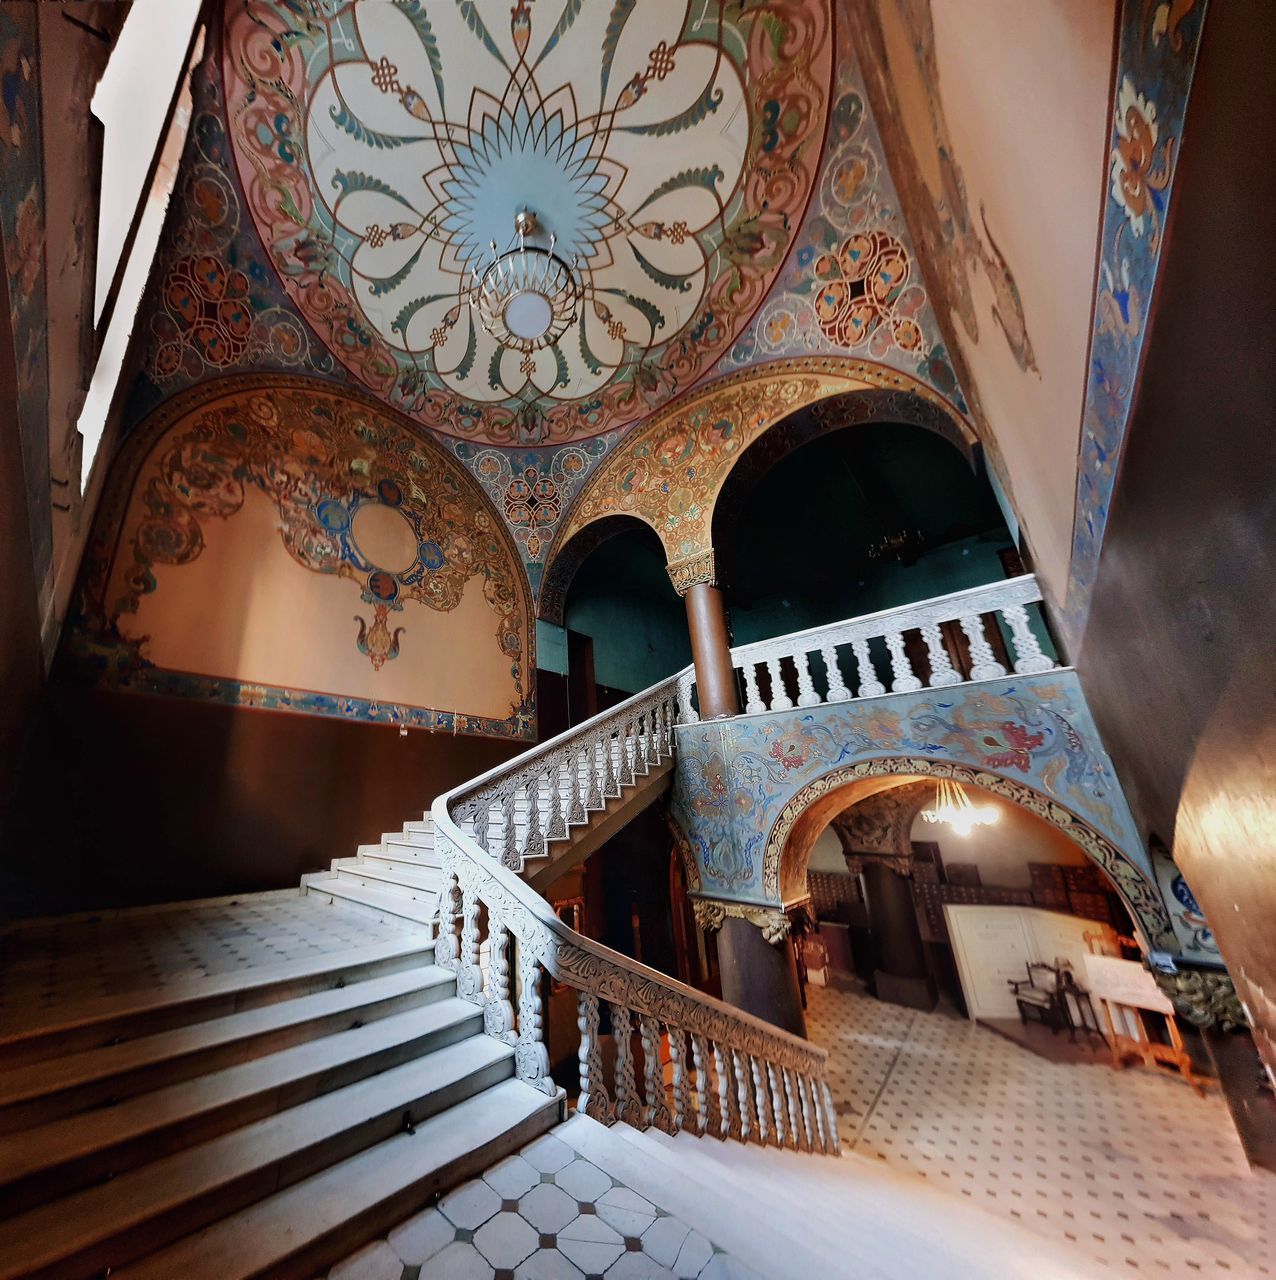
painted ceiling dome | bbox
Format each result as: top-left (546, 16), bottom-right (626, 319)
top-left (224, 0), bottom-right (832, 445)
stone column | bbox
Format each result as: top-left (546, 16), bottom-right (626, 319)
top-left (694, 901), bottom-right (807, 1037)
top-left (860, 861), bottom-right (935, 1011)
top-left (668, 548), bottom-right (740, 720)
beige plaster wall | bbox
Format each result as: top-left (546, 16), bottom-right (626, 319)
top-left (871, 0), bottom-right (1117, 600)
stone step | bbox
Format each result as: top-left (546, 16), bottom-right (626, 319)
top-left (331, 861), bottom-right (443, 904)
top-left (355, 848), bottom-right (445, 877)
top-left (378, 837), bottom-right (444, 867)
top-left (0, 997), bottom-right (483, 1215)
top-left (0, 1036), bottom-right (516, 1280)
top-left (0, 966), bottom-right (454, 1136)
top-left (0, 936), bottom-right (435, 1072)
top-left (113, 1079), bottom-right (561, 1280)
top-left (382, 828), bottom-right (434, 848)
top-left (302, 875), bottom-right (439, 928)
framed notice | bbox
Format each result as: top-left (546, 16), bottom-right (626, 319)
top-left (1082, 953), bottom-right (1174, 1013)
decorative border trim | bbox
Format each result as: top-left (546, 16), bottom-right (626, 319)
top-left (667, 549), bottom-right (716, 596)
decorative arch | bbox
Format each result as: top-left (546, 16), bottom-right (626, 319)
top-left (544, 356), bottom-right (976, 592)
top-left (68, 373), bottom-right (534, 738)
top-left (766, 756), bottom-right (1175, 950)
top-left (538, 514), bottom-right (666, 627)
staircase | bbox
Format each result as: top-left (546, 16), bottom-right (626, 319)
top-left (0, 937), bottom-right (559, 1279)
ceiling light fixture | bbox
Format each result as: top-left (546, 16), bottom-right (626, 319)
top-left (920, 778), bottom-right (999, 838)
top-left (468, 210), bottom-right (580, 354)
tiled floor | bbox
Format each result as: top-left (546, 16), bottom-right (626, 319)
top-left (324, 1131), bottom-right (759, 1280)
top-left (0, 892), bottom-right (422, 1027)
top-left (806, 981), bottom-right (1276, 1278)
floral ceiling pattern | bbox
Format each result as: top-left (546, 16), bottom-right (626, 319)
top-left (222, 0), bottom-right (833, 446)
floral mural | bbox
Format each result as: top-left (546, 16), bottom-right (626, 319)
top-left (722, 22), bottom-right (968, 413)
top-left (68, 377), bottom-right (533, 738)
top-left (221, 0), bottom-right (833, 445)
top-left (1063, 0), bottom-right (1208, 640)
top-left (670, 670), bottom-right (1176, 949)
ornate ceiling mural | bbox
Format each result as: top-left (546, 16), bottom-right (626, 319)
top-left (722, 12), bottom-right (966, 416)
top-left (222, 0), bottom-right (833, 446)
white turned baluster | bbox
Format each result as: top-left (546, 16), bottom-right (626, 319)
top-left (960, 613), bottom-right (1007, 680)
top-left (472, 803), bottom-right (492, 856)
top-left (767, 1062), bottom-right (787, 1148)
top-left (885, 629), bottom-right (923, 692)
top-left (577, 992), bottom-right (611, 1122)
top-left (617, 724), bottom-right (635, 786)
top-left (1002, 604), bottom-right (1055, 673)
top-left (546, 764), bottom-right (567, 840)
top-left (639, 710), bottom-right (655, 768)
top-left (661, 697), bottom-right (675, 751)
top-left (584, 738), bottom-right (603, 809)
top-left (851, 636), bottom-right (886, 697)
top-left (522, 781), bottom-right (545, 863)
top-left (500, 791), bottom-right (519, 870)
top-left (802, 1074), bottom-right (824, 1152)
top-left (822, 1080), bottom-right (841, 1153)
top-left (742, 661), bottom-right (765, 714)
top-left (677, 670), bottom-right (698, 724)
top-left (613, 1006), bottom-right (642, 1126)
top-left (921, 622), bottom-right (961, 687)
top-left (600, 731), bottom-right (618, 797)
top-left (668, 1029), bottom-right (689, 1133)
top-left (795, 651), bottom-right (821, 707)
top-left (515, 941), bottom-right (553, 1095)
top-left (765, 656), bottom-right (793, 711)
top-left (733, 1049), bottom-right (752, 1142)
top-left (822, 643), bottom-right (852, 702)
top-left (457, 880), bottom-right (483, 1003)
top-left (435, 857), bottom-right (461, 973)
top-left (568, 748), bottom-right (587, 824)
top-left (783, 1067), bottom-right (804, 1150)
top-left (640, 1015), bottom-right (673, 1133)
top-left (713, 1042), bottom-right (732, 1139)
top-left (691, 1034), bottom-right (711, 1135)
top-left (750, 1055), bottom-right (770, 1146)
top-left (483, 918), bottom-right (515, 1043)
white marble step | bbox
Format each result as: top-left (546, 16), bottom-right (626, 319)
top-left (0, 935), bottom-right (435, 1072)
top-left (331, 860), bottom-right (443, 905)
top-left (113, 1079), bottom-right (561, 1280)
top-left (0, 1035), bottom-right (516, 1280)
top-left (302, 875), bottom-right (439, 928)
top-left (0, 966), bottom-right (454, 1135)
top-left (0, 997), bottom-right (483, 1215)
top-left (356, 847), bottom-right (445, 877)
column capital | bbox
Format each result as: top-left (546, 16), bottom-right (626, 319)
top-left (692, 897), bottom-right (790, 944)
top-left (667, 547), bottom-right (716, 596)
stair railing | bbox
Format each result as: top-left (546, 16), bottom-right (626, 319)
top-left (683, 573), bottom-right (1055, 721)
top-left (431, 679), bottom-right (840, 1155)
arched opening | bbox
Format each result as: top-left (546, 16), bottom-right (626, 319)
top-left (713, 411), bottom-right (1019, 647)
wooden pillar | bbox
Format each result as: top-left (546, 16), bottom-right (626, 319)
top-left (717, 916), bottom-right (807, 1038)
top-left (861, 862), bottom-right (935, 1011)
top-left (684, 583), bottom-right (740, 719)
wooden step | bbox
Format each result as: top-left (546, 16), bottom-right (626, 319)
top-left (0, 1036), bottom-right (516, 1280)
top-left (0, 966), bottom-right (454, 1135)
top-left (0, 997), bottom-right (483, 1215)
top-left (114, 1079), bottom-right (561, 1280)
top-left (302, 876), bottom-right (438, 927)
top-left (0, 936), bottom-right (435, 1072)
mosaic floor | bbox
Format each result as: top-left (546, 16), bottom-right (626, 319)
top-left (806, 981), bottom-right (1276, 1278)
top-left (323, 1131), bottom-right (759, 1280)
top-left (0, 892), bottom-right (423, 1027)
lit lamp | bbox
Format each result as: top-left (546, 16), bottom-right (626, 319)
top-left (920, 778), bottom-right (999, 837)
top-left (468, 210), bottom-right (581, 353)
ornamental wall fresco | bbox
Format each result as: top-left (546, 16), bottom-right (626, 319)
top-left (668, 669), bottom-right (1180, 951)
top-left (67, 377), bottom-right (533, 739)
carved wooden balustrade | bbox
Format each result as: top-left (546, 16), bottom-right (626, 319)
top-left (431, 681), bottom-right (840, 1155)
top-left (681, 574), bottom-right (1056, 722)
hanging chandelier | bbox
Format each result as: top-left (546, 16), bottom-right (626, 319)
top-left (467, 211), bottom-right (581, 354)
top-left (920, 778), bottom-right (999, 837)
